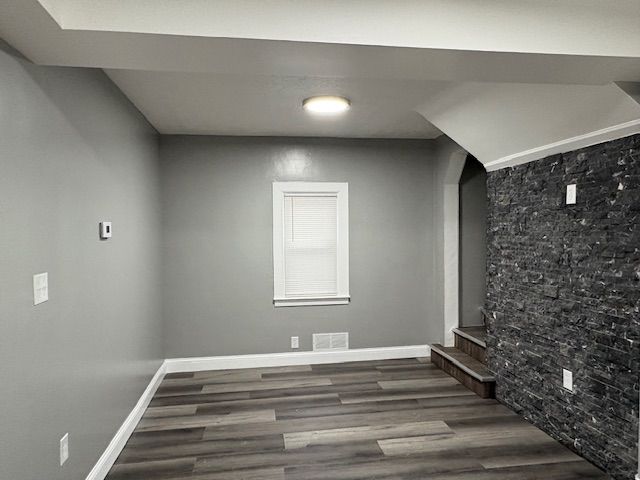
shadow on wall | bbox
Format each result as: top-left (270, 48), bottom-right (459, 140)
top-left (459, 156), bottom-right (487, 327)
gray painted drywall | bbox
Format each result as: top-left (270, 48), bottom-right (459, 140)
top-left (160, 136), bottom-right (439, 357)
top-left (432, 136), bottom-right (468, 342)
top-left (459, 157), bottom-right (487, 326)
top-left (0, 43), bottom-right (162, 480)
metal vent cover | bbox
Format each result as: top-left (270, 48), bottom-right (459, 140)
top-left (313, 332), bottom-right (349, 351)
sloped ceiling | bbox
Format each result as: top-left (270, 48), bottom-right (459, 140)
top-left (1, 0), bottom-right (640, 168)
top-left (618, 82), bottom-right (640, 106)
top-left (416, 82), bottom-right (640, 169)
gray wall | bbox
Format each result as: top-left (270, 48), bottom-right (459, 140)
top-left (431, 136), bottom-right (468, 343)
top-left (160, 136), bottom-right (439, 357)
top-left (0, 44), bottom-right (163, 480)
top-left (459, 157), bottom-right (487, 326)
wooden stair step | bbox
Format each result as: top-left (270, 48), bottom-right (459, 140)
top-left (453, 327), bottom-right (487, 348)
top-left (430, 344), bottom-right (495, 399)
top-left (431, 344), bottom-right (494, 382)
top-left (453, 327), bottom-right (487, 364)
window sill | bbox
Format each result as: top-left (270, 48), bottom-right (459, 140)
top-left (274, 296), bottom-right (350, 307)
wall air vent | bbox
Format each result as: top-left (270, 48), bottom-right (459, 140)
top-left (313, 332), bottom-right (349, 351)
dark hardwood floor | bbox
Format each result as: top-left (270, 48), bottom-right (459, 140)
top-left (105, 358), bottom-right (606, 480)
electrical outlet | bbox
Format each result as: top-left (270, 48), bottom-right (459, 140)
top-left (562, 368), bottom-right (573, 392)
top-left (291, 336), bottom-right (299, 349)
top-left (33, 272), bottom-right (49, 305)
top-left (60, 433), bottom-right (69, 466)
top-left (99, 221), bottom-right (112, 239)
top-left (566, 184), bottom-right (577, 205)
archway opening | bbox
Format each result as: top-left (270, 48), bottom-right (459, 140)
top-left (458, 156), bottom-right (487, 327)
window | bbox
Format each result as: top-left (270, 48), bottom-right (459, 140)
top-left (273, 182), bottom-right (349, 307)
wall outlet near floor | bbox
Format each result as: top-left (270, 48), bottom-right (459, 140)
top-left (33, 272), bottom-right (49, 305)
top-left (290, 336), bottom-right (299, 349)
top-left (562, 368), bottom-right (573, 392)
top-left (59, 433), bottom-right (69, 466)
top-left (566, 184), bottom-right (577, 205)
top-left (99, 221), bottom-right (113, 239)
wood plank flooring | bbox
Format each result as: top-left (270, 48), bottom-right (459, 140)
top-left (105, 358), bottom-right (606, 480)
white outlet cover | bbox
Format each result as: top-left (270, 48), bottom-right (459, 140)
top-left (100, 221), bottom-right (112, 239)
top-left (33, 272), bottom-right (49, 305)
top-left (566, 184), bottom-right (577, 205)
top-left (562, 368), bottom-right (573, 392)
top-left (60, 433), bottom-right (69, 466)
top-left (291, 336), bottom-right (299, 349)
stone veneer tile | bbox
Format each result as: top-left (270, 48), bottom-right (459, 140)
top-left (485, 133), bottom-right (640, 480)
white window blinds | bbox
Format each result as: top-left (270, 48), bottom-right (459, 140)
top-left (273, 182), bottom-right (349, 307)
top-left (284, 194), bottom-right (338, 297)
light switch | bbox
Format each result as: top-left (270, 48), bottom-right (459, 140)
top-left (566, 184), bottom-right (577, 205)
top-left (99, 221), bottom-right (112, 239)
top-left (33, 272), bottom-right (49, 305)
top-left (562, 368), bottom-right (573, 392)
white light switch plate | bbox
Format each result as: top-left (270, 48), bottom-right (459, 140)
top-left (60, 433), bottom-right (69, 466)
top-left (99, 221), bottom-right (112, 239)
top-left (563, 368), bottom-right (573, 392)
top-left (291, 336), bottom-right (299, 349)
top-left (33, 272), bottom-right (49, 305)
top-left (566, 184), bottom-right (577, 205)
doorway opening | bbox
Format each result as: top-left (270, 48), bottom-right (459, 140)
top-left (459, 156), bottom-right (487, 327)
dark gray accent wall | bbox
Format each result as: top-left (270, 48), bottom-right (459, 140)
top-left (459, 156), bottom-right (487, 327)
top-left (485, 134), bottom-right (640, 480)
top-left (0, 45), bottom-right (162, 479)
top-left (160, 136), bottom-right (438, 357)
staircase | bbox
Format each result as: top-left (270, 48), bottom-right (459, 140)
top-left (431, 326), bottom-right (495, 398)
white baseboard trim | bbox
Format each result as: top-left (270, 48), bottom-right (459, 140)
top-left (484, 119), bottom-right (640, 171)
top-left (164, 345), bottom-right (431, 373)
top-left (85, 362), bottom-right (166, 480)
top-left (85, 344), bottom-right (429, 479)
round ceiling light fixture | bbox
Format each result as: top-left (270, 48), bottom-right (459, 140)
top-left (303, 95), bottom-right (351, 115)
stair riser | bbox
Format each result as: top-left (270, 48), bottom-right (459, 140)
top-left (454, 334), bottom-right (487, 364)
top-left (431, 351), bottom-right (495, 399)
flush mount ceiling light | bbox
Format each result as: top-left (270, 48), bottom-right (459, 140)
top-left (303, 96), bottom-right (351, 115)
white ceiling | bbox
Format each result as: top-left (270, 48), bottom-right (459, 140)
top-left (618, 82), bottom-right (640, 106)
top-left (1, 0), bottom-right (640, 167)
top-left (35, 0), bottom-right (640, 58)
top-left (416, 82), bottom-right (640, 169)
top-left (104, 71), bottom-right (442, 139)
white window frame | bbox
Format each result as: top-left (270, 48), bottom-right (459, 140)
top-left (273, 182), bottom-right (349, 307)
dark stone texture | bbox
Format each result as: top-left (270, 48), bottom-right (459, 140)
top-left (485, 134), bottom-right (640, 480)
